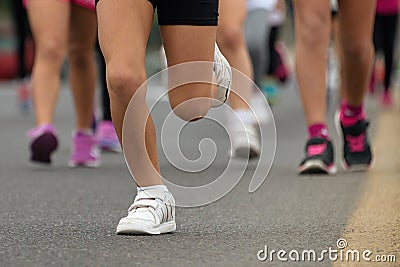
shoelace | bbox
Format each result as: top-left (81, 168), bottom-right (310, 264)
top-left (346, 133), bottom-right (365, 153)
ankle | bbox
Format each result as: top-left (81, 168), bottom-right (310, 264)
top-left (137, 185), bottom-right (168, 193)
top-left (308, 123), bottom-right (329, 139)
top-left (340, 100), bottom-right (365, 126)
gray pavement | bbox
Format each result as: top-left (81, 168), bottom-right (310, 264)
top-left (0, 81), bottom-right (379, 267)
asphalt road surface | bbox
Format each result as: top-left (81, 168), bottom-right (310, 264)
top-left (0, 81), bottom-right (398, 267)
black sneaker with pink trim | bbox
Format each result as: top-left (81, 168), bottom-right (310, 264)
top-left (298, 137), bottom-right (337, 175)
top-left (338, 119), bottom-right (373, 171)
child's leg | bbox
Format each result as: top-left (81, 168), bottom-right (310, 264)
top-left (294, 0), bottom-right (337, 175)
top-left (217, 0), bottom-right (253, 110)
top-left (162, 26), bottom-right (216, 122)
top-left (336, 0), bottom-right (375, 171)
top-left (293, 0), bottom-right (331, 126)
top-left (26, 0), bottom-right (69, 125)
top-left (97, 0), bottom-right (162, 186)
top-left (68, 5), bottom-right (97, 131)
top-left (337, 0), bottom-right (375, 106)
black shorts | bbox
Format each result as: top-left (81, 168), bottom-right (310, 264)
top-left (95, 0), bottom-right (219, 26)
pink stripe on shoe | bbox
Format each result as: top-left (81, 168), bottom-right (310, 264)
top-left (307, 143), bottom-right (327, 156)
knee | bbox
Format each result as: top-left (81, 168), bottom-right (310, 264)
top-left (171, 103), bottom-right (210, 122)
top-left (169, 89), bottom-right (210, 121)
top-left (218, 24), bottom-right (244, 51)
top-left (68, 47), bottom-right (94, 70)
top-left (36, 39), bottom-right (66, 65)
top-left (296, 13), bottom-right (329, 48)
top-left (341, 40), bottom-right (373, 62)
top-left (107, 63), bottom-right (147, 100)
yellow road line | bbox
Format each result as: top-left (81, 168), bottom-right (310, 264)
top-left (334, 96), bottom-right (400, 266)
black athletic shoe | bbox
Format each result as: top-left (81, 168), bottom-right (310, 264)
top-left (298, 137), bottom-right (337, 175)
top-left (336, 116), bottom-right (373, 171)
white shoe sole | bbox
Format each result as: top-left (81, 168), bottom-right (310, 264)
top-left (231, 128), bottom-right (261, 160)
top-left (233, 138), bottom-right (261, 159)
top-left (298, 159), bottom-right (337, 175)
top-left (68, 160), bottom-right (101, 168)
top-left (116, 220), bottom-right (176, 235)
top-left (235, 146), bottom-right (260, 159)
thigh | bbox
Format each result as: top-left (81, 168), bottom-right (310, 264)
top-left (161, 26), bottom-right (216, 66)
top-left (97, 0), bottom-right (154, 70)
top-left (26, 0), bottom-right (70, 51)
top-left (69, 5), bottom-right (97, 53)
top-left (338, 0), bottom-right (376, 43)
top-left (158, 0), bottom-right (218, 111)
top-left (158, 0), bottom-right (218, 65)
top-left (161, 25), bottom-right (217, 121)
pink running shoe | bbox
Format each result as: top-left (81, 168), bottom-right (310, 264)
top-left (69, 131), bottom-right (100, 167)
top-left (381, 90), bottom-right (393, 107)
top-left (28, 124), bottom-right (58, 164)
top-left (97, 121), bottom-right (121, 153)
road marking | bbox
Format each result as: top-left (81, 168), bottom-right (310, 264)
top-left (335, 94), bottom-right (400, 266)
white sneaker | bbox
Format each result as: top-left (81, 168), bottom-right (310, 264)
top-left (116, 189), bottom-right (176, 235)
top-left (231, 123), bottom-right (261, 159)
top-left (212, 43), bottom-right (232, 107)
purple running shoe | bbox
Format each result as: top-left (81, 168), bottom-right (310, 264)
top-left (69, 131), bottom-right (100, 167)
top-left (28, 124), bottom-right (58, 164)
top-left (97, 121), bottom-right (121, 153)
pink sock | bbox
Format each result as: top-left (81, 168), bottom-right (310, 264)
top-left (308, 123), bottom-right (328, 139)
top-left (340, 100), bottom-right (365, 127)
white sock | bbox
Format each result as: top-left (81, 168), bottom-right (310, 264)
top-left (137, 185), bottom-right (168, 192)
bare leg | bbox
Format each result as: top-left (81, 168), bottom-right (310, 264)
top-left (217, 0), bottom-right (253, 110)
top-left (332, 15), bottom-right (345, 99)
top-left (26, 0), bottom-right (69, 125)
top-left (338, 0), bottom-right (375, 106)
top-left (97, 0), bottom-right (161, 186)
top-left (162, 26), bottom-right (216, 121)
top-left (68, 5), bottom-right (98, 131)
top-left (293, 0), bottom-right (330, 126)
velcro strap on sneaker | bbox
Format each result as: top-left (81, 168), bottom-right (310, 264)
top-left (131, 198), bottom-right (158, 210)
